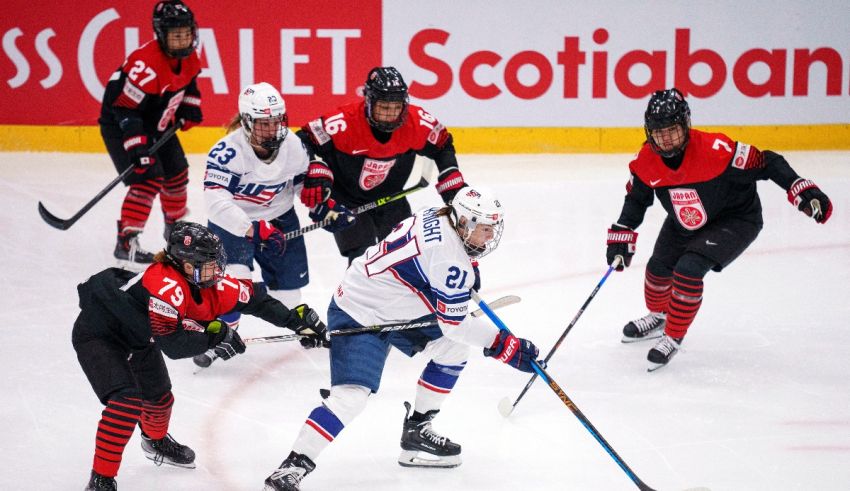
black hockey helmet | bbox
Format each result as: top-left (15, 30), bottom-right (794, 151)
top-left (364, 66), bottom-right (409, 132)
top-left (152, 0), bottom-right (198, 59)
top-left (644, 88), bottom-right (691, 158)
top-left (165, 222), bottom-right (226, 288)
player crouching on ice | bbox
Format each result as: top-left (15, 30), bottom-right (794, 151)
top-left (606, 88), bottom-right (833, 371)
top-left (263, 188), bottom-right (542, 491)
top-left (73, 222), bottom-right (327, 491)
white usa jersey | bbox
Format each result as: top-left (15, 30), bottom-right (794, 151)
top-left (203, 130), bottom-right (309, 237)
top-left (334, 207), bottom-right (499, 348)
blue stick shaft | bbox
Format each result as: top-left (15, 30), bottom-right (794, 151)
top-left (472, 291), bottom-right (655, 491)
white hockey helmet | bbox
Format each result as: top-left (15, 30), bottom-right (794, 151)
top-left (238, 82), bottom-right (289, 152)
top-left (450, 187), bottom-right (505, 258)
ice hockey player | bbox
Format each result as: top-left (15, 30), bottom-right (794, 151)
top-left (263, 188), bottom-right (542, 491)
top-left (98, 0), bottom-right (203, 268)
top-left (194, 82), bottom-right (350, 367)
top-left (73, 222), bottom-right (327, 490)
top-left (297, 66), bottom-right (471, 264)
top-left (606, 88), bottom-right (833, 371)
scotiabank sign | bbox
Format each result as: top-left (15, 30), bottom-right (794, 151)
top-left (0, 1), bottom-right (380, 126)
top-left (386, 0), bottom-right (850, 126)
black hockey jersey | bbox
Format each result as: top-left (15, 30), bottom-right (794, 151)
top-left (75, 264), bottom-right (295, 359)
top-left (297, 100), bottom-right (459, 206)
top-left (617, 129), bottom-right (801, 234)
top-left (98, 40), bottom-right (201, 136)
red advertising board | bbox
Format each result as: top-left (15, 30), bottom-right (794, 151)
top-left (0, 1), bottom-right (381, 126)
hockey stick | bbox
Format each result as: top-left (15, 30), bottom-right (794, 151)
top-left (282, 176), bottom-right (430, 240)
top-left (193, 296), bottom-right (521, 373)
top-left (472, 290), bottom-right (656, 491)
top-left (329, 295), bottom-right (521, 337)
top-left (38, 122), bottom-right (184, 230)
top-left (498, 259), bottom-right (620, 417)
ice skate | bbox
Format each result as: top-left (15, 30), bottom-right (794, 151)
top-left (263, 451), bottom-right (316, 491)
top-left (114, 222), bottom-right (154, 269)
top-left (141, 432), bottom-right (196, 468)
top-left (85, 470), bottom-right (116, 491)
top-left (398, 401), bottom-right (461, 468)
top-left (647, 334), bottom-right (682, 372)
top-left (622, 312), bottom-right (666, 343)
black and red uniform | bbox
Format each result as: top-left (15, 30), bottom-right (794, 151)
top-left (298, 101), bottom-right (464, 259)
top-left (72, 263), bottom-right (296, 478)
top-left (99, 39), bottom-right (202, 236)
top-left (615, 128), bottom-right (806, 339)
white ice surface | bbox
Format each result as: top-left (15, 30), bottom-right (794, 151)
top-left (2, 151), bottom-right (849, 491)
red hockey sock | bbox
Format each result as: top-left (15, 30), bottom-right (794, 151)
top-left (644, 270), bottom-right (672, 313)
top-left (160, 169), bottom-right (189, 224)
top-left (140, 391), bottom-right (174, 440)
top-left (665, 272), bottom-right (704, 339)
top-left (119, 180), bottom-right (162, 232)
top-left (92, 394), bottom-right (142, 477)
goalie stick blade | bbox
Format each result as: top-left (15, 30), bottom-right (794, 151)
top-left (38, 202), bottom-right (73, 230)
top-left (497, 396), bottom-right (515, 418)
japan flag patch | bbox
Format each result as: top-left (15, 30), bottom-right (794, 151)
top-left (668, 188), bottom-right (708, 230)
top-left (358, 158), bottom-right (396, 191)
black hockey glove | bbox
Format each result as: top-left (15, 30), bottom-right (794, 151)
top-left (471, 260), bottom-right (481, 291)
top-left (309, 199), bottom-right (356, 233)
top-left (484, 331), bottom-right (540, 373)
top-left (300, 160), bottom-right (334, 208)
top-left (286, 304), bottom-right (330, 349)
top-left (788, 178), bottom-right (833, 224)
top-left (606, 224), bottom-right (638, 271)
top-left (212, 325), bottom-right (246, 361)
top-left (176, 95), bottom-right (202, 131)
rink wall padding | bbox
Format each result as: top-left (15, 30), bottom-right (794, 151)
top-left (2, 124), bottom-right (848, 154)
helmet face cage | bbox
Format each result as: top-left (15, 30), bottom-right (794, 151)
top-left (364, 67), bottom-right (409, 132)
top-left (153, 1), bottom-right (198, 59)
top-left (450, 188), bottom-right (505, 259)
top-left (238, 83), bottom-right (289, 152)
top-left (644, 88), bottom-right (691, 158)
top-left (166, 222), bottom-right (227, 288)
top-left (242, 113), bottom-right (289, 152)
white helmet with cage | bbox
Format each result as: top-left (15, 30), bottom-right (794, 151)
top-left (238, 82), bottom-right (289, 152)
top-left (450, 187), bottom-right (505, 258)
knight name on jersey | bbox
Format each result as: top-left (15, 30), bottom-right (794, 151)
top-left (422, 207), bottom-right (443, 243)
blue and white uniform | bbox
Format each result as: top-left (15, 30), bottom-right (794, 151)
top-left (288, 207), bottom-right (499, 460)
top-left (203, 129), bottom-right (310, 303)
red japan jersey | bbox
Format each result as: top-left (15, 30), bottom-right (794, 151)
top-left (308, 101), bottom-right (450, 158)
top-left (140, 263), bottom-right (252, 337)
top-left (629, 130), bottom-right (752, 188)
top-left (100, 40), bottom-right (201, 133)
top-left (617, 129), bottom-right (768, 233)
top-left (301, 101), bottom-right (455, 205)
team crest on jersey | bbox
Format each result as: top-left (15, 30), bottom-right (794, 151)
top-left (668, 188), bottom-right (707, 230)
top-left (359, 158), bottom-right (396, 190)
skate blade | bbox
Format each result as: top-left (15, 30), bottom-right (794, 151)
top-left (398, 450), bottom-right (461, 468)
top-left (143, 452), bottom-right (196, 469)
top-left (621, 331), bottom-right (664, 343)
top-left (647, 361), bottom-right (668, 372)
top-left (497, 396), bottom-right (515, 418)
